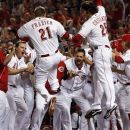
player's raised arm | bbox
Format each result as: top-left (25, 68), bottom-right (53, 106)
top-left (72, 34), bottom-right (83, 46)
top-left (61, 32), bottom-right (73, 41)
top-left (95, 0), bottom-right (102, 6)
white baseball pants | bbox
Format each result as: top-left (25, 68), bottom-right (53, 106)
top-left (6, 86), bottom-right (28, 130)
top-left (30, 92), bottom-right (48, 130)
top-left (53, 87), bottom-right (95, 130)
top-left (35, 52), bottom-right (65, 101)
top-left (92, 46), bottom-right (116, 109)
top-left (21, 81), bottom-right (34, 130)
top-left (0, 90), bottom-right (10, 130)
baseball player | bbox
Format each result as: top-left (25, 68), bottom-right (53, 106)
top-left (20, 41), bottom-right (36, 130)
top-left (0, 41), bottom-right (15, 130)
top-left (7, 41), bottom-right (33, 130)
top-left (30, 52), bottom-right (66, 130)
top-left (72, 0), bottom-right (117, 119)
top-left (17, 5), bottom-right (72, 112)
top-left (53, 48), bottom-right (95, 130)
top-left (112, 34), bottom-right (130, 130)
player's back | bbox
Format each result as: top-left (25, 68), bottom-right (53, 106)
top-left (23, 17), bottom-right (65, 55)
top-left (79, 6), bottom-right (110, 47)
top-left (89, 6), bottom-right (110, 46)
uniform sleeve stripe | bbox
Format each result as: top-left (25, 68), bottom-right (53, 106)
top-left (115, 56), bottom-right (124, 63)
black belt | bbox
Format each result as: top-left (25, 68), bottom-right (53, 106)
top-left (125, 83), bottom-right (130, 86)
top-left (94, 45), bottom-right (110, 50)
top-left (87, 81), bottom-right (91, 84)
top-left (9, 85), bottom-right (16, 88)
top-left (41, 49), bottom-right (58, 57)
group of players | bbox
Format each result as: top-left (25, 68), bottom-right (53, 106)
top-left (0, 0), bottom-right (130, 130)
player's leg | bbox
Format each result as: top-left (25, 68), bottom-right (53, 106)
top-left (48, 68), bottom-right (59, 91)
top-left (48, 52), bottom-right (64, 92)
top-left (35, 67), bottom-right (52, 101)
top-left (93, 47), bottom-right (116, 118)
top-left (96, 109), bottom-right (110, 130)
top-left (0, 91), bottom-right (10, 130)
top-left (117, 86), bottom-right (128, 129)
top-left (30, 92), bottom-right (48, 130)
top-left (6, 86), bottom-right (17, 130)
top-left (71, 112), bottom-right (81, 130)
top-left (21, 83), bottom-right (34, 130)
top-left (85, 72), bottom-right (104, 118)
top-left (14, 87), bottom-right (28, 130)
top-left (113, 81), bottom-right (123, 129)
top-left (123, 85), bottom-right (130, 129)
top-left (53, 90), bottom-right (72, 130)
top-left (74, 89), bottom-right (96, 130)
top-left (35, 57), bottom-right (54, 102)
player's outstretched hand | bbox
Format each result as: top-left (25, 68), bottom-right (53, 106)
top-left (67, 70), bottom-right (78, 78)
top-left (26, 63), bottom-right (34, 73)
top-left (111, 65), bottom-right (117, 72)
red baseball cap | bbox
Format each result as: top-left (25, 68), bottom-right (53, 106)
top-left (110, 39), bottom-right (124, 52)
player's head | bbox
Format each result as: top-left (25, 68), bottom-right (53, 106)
top-left (80, 1), bottom-right (98, 19)
top-left (74, 48), bottom-right (86, 66)
top-left (34, 5), bottom-right (46, 17)
top-left (15, 40), bottom-right (26, 58)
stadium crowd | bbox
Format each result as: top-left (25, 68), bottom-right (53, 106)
top-left (0, 0), bottom-right (130, 130)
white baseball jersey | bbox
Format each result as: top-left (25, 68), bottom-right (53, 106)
top-left (8, 55), bottom-right (27, 86)
top-left (17, 17), bottom-right (66, 56)
top-left (116, 50), bottom-right (130, 84)
top-left (120, 50), bottom-right (130, 62)
top-left (25, 42), bottom-right (36, 63)
top-left (61, 58), bottom-right (89, 90)
top-left (84, 47), bottom-right (92, 61)
top-left (78, 6), bottom-right (110, 47)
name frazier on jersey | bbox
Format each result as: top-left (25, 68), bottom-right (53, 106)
top-left (92, 16), bottom-right (107, 25)
top-left (32, 20), bottom-right (53, 29)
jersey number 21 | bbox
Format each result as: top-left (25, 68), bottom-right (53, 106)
top-left (39, 27), bottom-right (52, 40)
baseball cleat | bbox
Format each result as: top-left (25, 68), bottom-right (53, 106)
top-left (104, 105), bottom-right (117, 119)
top-left (85, 109), bottom-right (102, 118)
top-left (48, 97), bottom-right (56, 116)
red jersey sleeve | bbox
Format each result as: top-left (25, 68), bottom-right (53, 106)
top-left (72, 34), bottom-right (83, 46)
top-left (115, 56), bottom-right (124, 63)
top-left (57, 61), bottom-right (66, 84)
top-left (95, 0), bottom-right (102, 6)
top-left (0, 51), bottom-right (5, 68)
top-left (62, 32), bottom-right (70, 40)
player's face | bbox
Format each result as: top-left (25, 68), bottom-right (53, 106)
top-left (16, 43), bottom-right (26, 58)
top-left (75, 52), bottom-right (84, 66)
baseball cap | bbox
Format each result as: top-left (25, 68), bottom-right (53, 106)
top-left (111, 39), bottom-right (124, 52)
top-left (34, 6), bottom-right (45, 12)
top-left (121, 34), bottom-right (130, 42)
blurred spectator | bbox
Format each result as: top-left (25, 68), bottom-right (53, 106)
top-left (0, 0), bottom-right (129, 52)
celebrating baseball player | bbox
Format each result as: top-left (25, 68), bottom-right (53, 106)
top-left (17, 5), bottom-right (72, 115)
top-left (72, 0), bottom-right (117, 119)
top-left (112, 34), bottom-right (130, 130)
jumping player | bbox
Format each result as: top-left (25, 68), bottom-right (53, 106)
top-left (72, 0), bottom-right (117, 119)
